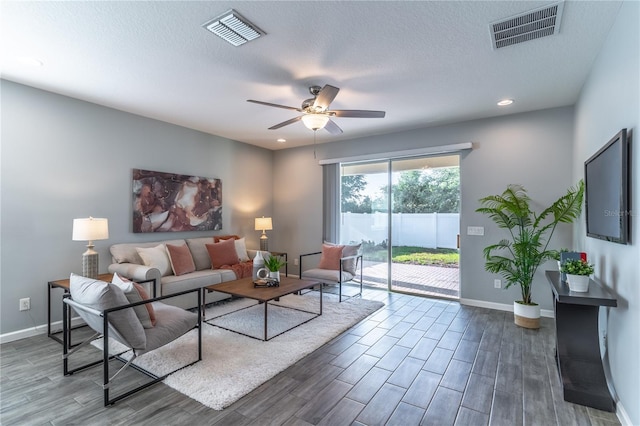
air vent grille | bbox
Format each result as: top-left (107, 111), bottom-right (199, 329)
top-left (203, 9), bottom-right (265, 47)
top-left (490, 2), bottom-right (564, 49)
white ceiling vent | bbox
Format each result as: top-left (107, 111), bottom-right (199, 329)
top-left (203, 9), bottom-right (265, 47)
top-left (490, 2), bottom-right (565, 49)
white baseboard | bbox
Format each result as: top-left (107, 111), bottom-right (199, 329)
top-left (459, 298), bottom-right (554, 318)
top-left (616, 401), bottom-right (632, 426)
top-left (0, 317), bottom-right (85, 344)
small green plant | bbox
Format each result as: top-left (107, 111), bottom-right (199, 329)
top-left (561, 259), bottom-right (594, 276)
top-left (264, 254), bottom-right (287, 272)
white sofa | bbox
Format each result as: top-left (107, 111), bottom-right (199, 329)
top-left (108, 235), bottom-right (260, 309)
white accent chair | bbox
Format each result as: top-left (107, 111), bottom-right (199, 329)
top-left (299, 243), bottom-right (363, 302)
top-left (62, 274), bottom-right (202, 406)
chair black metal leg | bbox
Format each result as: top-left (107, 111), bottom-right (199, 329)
top-left (103, 312), bottom-right (110, 406)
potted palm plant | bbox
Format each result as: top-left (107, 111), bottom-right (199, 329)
top-left (476, 180), bottom-right (584, 329)
top-left (561, 259), bottom-right (594, 292)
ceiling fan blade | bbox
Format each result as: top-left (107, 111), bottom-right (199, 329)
top-left (313, 85), bottom-right (340, 111)
top-left (324, 119), bottom-right (343, 135)
top-left (330, 110), bottom-right (386, 118)
top-left (247, 100), bottom-right (302, 112)
top-left (268, 116), bottom-right (302, 130)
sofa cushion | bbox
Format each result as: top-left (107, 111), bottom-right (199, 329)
top-left (112, 273), bottom-right (156, 328)
top-left (318, 244), bottom-right (344, 270)
top-left (161, 269), bottom-right (233, 295)
top-left (301, 268), bottom-right (354, 284)
top-left (143, 302), bottom-right (198, 353)
top-left (136, 244), bottom-right (172, 277)
top-left (166, 243), bottom-right (196, 276)
top-left (185, 237), bottom-right (215, 271)
top-left (69, 273), bottom-right (146, 350)
top-left (206, 238), bottom-right (239, 269)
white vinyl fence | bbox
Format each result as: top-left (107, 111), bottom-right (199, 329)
top-left (341, 212), bottom-right (459, 249)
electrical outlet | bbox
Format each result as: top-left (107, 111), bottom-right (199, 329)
top-left (494, 279), bottom-right (502, 289)
top-left (294, 258), bottom-right (299, 266)
top-left (19, 298), bottom-right (30, 311)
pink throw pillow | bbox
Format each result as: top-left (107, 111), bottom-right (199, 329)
top-left (206, 238), bottom-right (239, 269)
top-left (166, 243), bottom-right (196, 276)
top-left (112, 273), bottom-right (156, 328)
top-left (318, 244), bottom-right (344, 270)
top-left (132, 283), bottom-right (157, 327)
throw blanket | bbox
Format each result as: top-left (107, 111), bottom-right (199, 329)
top-left (219, 261), bottom-right (253, 279)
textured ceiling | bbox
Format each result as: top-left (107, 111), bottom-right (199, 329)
top-left (0, 1), bottom-right (622, 150)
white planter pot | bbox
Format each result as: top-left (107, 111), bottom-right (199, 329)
top-left (513, 301), bottom-right (540, 329)
top-left (566, 274), bottom-right (590, 292)
top-left (269, 271), bottom-right (280, 282)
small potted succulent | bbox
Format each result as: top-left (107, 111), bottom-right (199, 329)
top-left (561, 259), bottom-right (594, 292)
top-left (264, 254), bottom-right (287, 282)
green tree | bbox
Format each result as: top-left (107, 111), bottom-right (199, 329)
top-left (341, 175), bottom-right (371, 213)
top-left (392, 167), bottom-right (459, 213)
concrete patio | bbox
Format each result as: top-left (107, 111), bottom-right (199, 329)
top-left (360, 260), bottom-right (460, 299)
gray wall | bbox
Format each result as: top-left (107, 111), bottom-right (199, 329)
top-left (274, 106), bottom-right (577, 311)
top-left (573, 1), bottom-right (639, 423)
top-left (0, 80), bottom-right (273, 335)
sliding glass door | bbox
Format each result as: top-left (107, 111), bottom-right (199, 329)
top-left (339, 155), bottom-right (460, 299)
top-left (340, 161), bottom-right (390, 291)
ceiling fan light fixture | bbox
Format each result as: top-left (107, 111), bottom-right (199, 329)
top-left (301, 114), bottom-right (330, 131)
top-left (203, 9), bottom-right (265, 46)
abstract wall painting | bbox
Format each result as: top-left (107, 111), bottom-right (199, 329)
top-left (132, 169), bottom-right (222, 233)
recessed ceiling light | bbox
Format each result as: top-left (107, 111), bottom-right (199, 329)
top-left (276, 138), bottom-right (286, 143)
top-left (16, 57), bottom-right (43, 67)
top-left (497, 99), bottom-right (514, 106)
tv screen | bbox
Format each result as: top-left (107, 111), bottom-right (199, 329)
top-left (584, 129), bottom-right (629, 244)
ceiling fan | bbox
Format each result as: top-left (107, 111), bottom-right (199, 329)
top-left (247, 84), bottom-right (385, 135)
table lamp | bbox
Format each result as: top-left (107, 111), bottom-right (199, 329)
top-left (72, 217), bottom-right (109, 278)
top-left (254, 216), bottom-right (273, 251)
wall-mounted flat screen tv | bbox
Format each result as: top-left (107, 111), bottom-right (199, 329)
top-left (584, 128), bottom-right (629, 244)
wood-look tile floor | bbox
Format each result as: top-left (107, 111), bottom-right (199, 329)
top-left (0, 287), bottom-right (621, 426)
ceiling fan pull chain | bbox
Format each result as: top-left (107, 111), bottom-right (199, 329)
top-left (313, 130), bottom-right (317, 159)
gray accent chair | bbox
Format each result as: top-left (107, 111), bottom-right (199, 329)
top-left (299, 249), bottom-right (363, 302)
top-left (62, 274), bottom-right (202, 406)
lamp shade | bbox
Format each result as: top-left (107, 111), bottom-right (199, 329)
top-left (301, 114), bottom-right (329, 131)
top-left (72, 217), bottom-right (109, 241)
top-left (254, 217), bottom-right (273, 232)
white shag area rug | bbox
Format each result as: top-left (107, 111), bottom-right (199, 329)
top-left (101, 292), bottom-right (383, 410)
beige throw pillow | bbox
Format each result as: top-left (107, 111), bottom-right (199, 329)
top-left (136, 244), bottom-right (172, 276)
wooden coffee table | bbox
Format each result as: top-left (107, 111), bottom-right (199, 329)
top-left (202, 276), bottom-right (321, 341)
